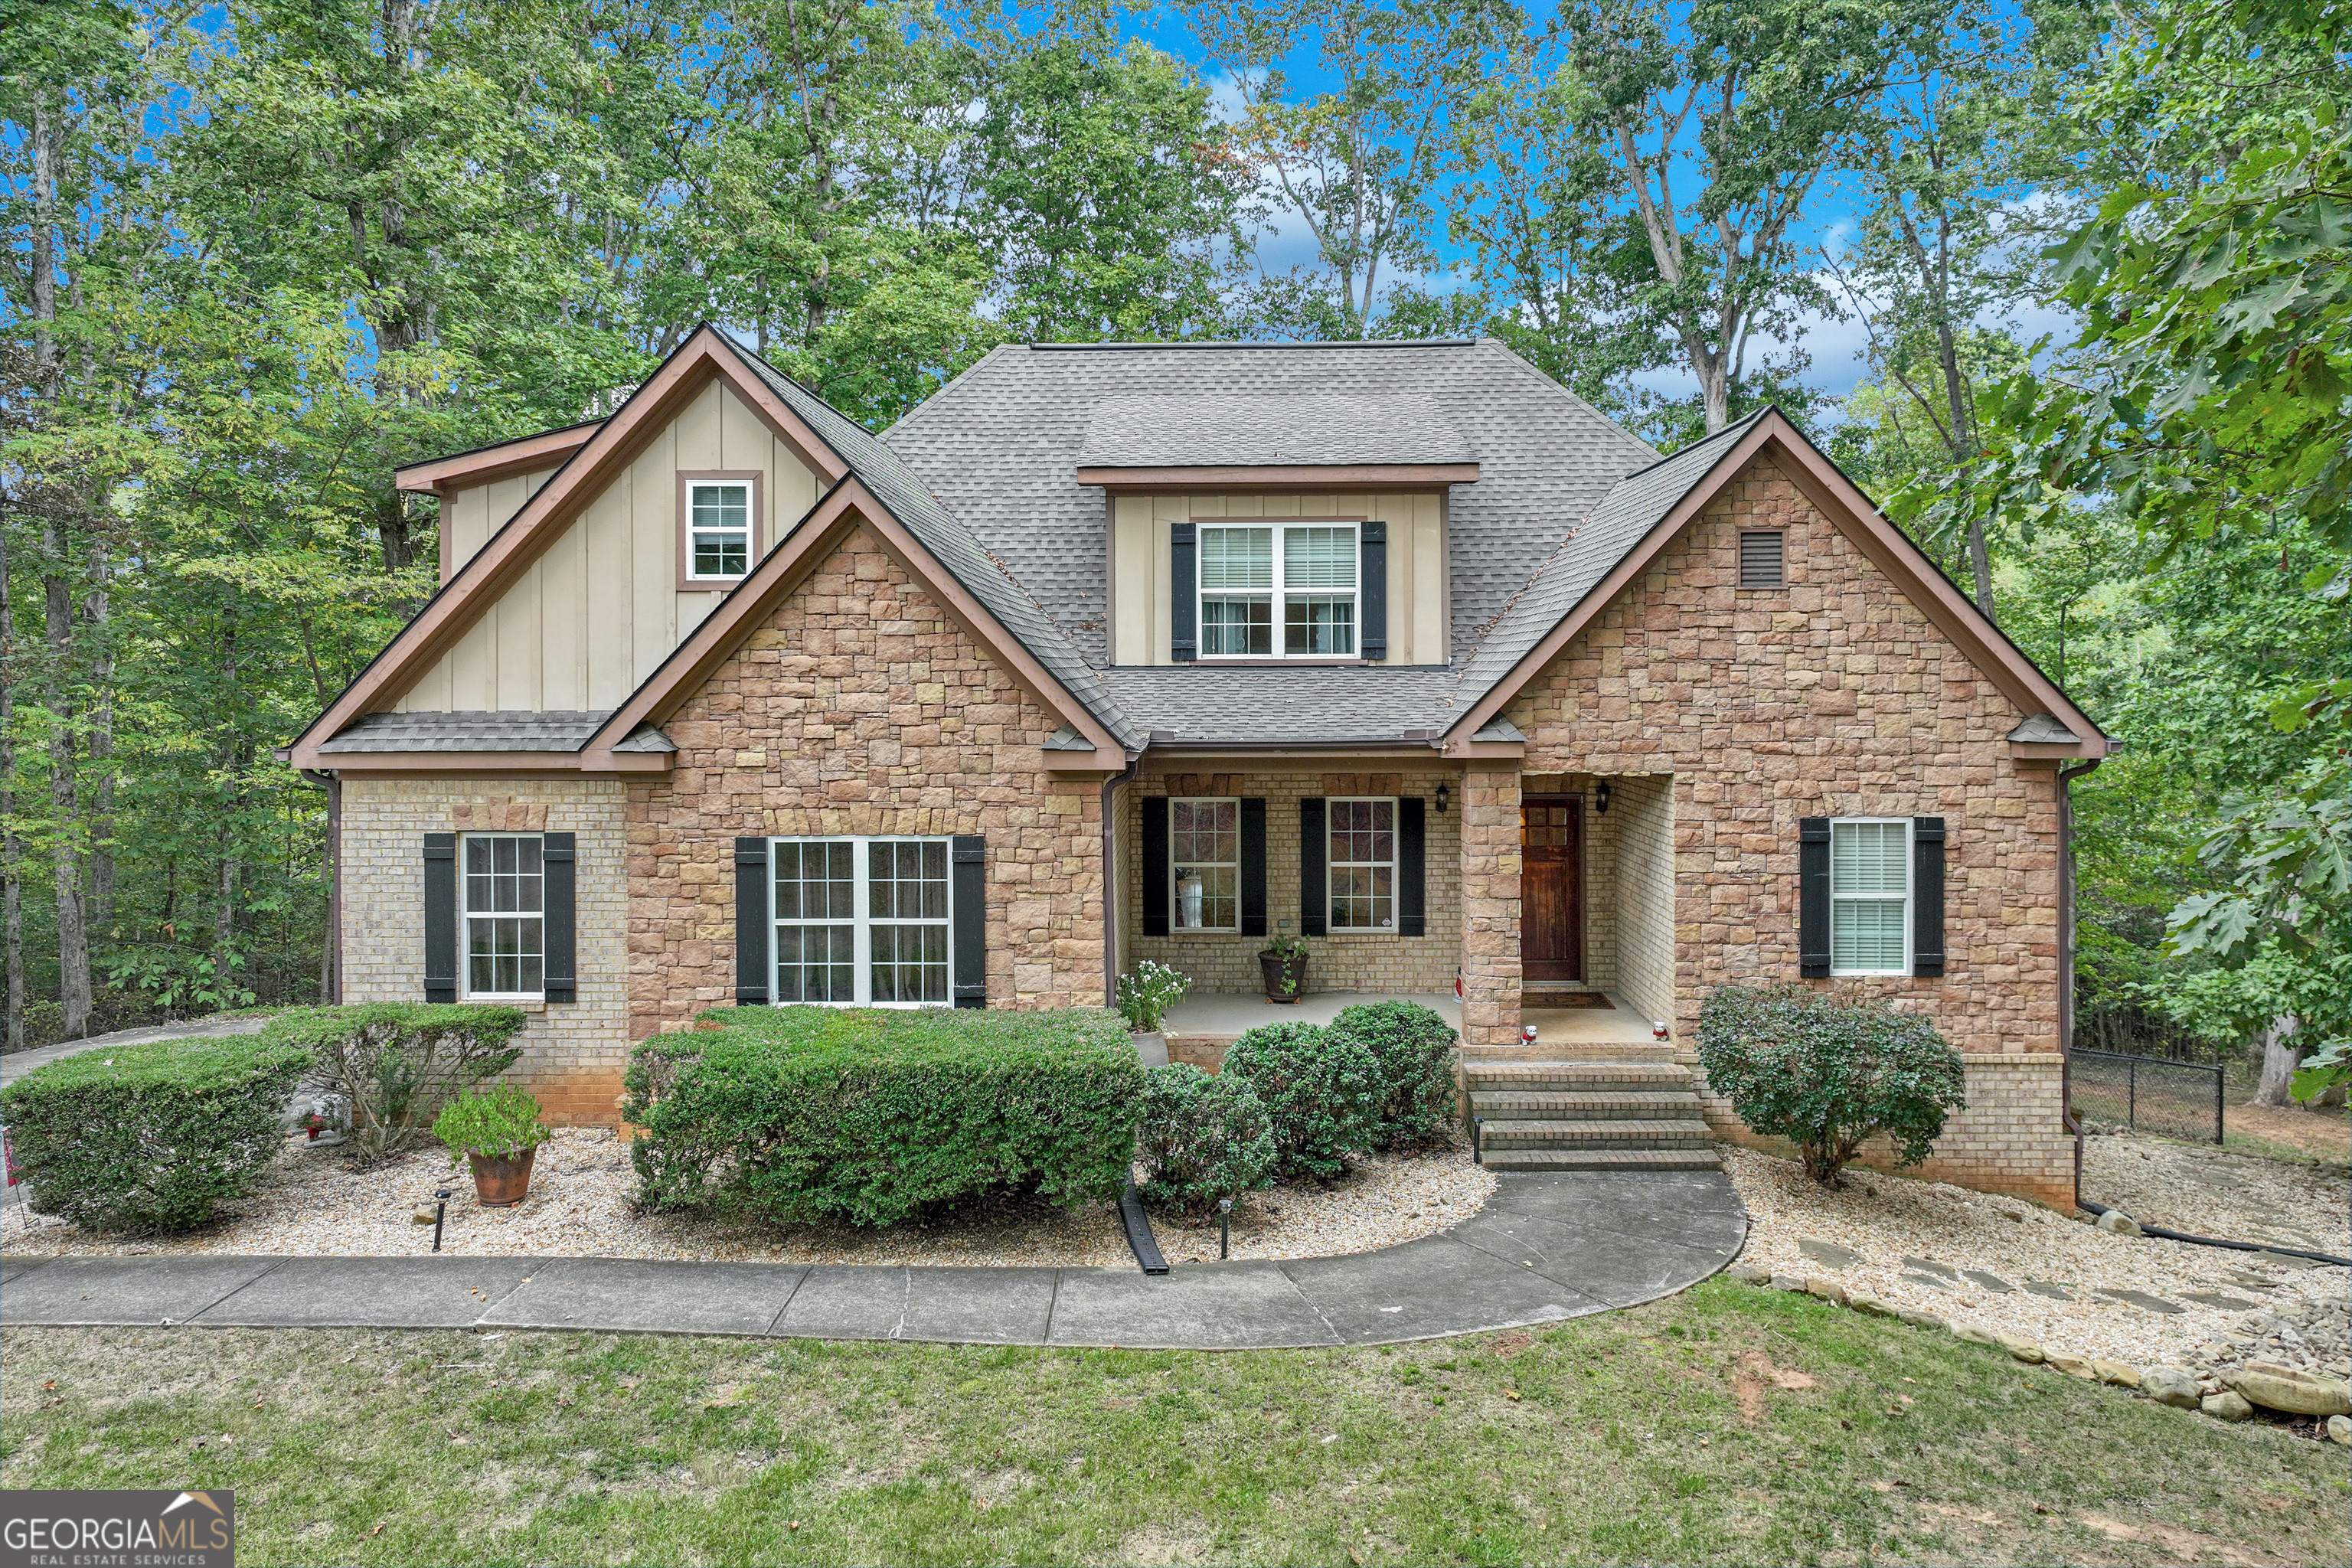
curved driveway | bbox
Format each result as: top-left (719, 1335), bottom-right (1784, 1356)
top-left (0, 1170), bottom-right (1745, 1350)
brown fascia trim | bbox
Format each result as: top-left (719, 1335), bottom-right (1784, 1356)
top-left (1446, 413), bottom-right (2108, 756)
top-left (314, 751), bottom-right (675, 775)
top-left (1077, 463), bottom-right (1478, 492)
top-left (293, 328), bottom-right (854, 758)
top-left (579, 479), bottom-right (1124, 768)
top-left (394, 421), bottom-right (604, 493)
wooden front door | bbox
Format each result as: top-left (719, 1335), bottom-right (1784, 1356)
top-left (1521, 798), bottom-right (1584, 982)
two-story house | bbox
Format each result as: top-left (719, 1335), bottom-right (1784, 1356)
top-left (286, 327), bottom-right (2107, 1204)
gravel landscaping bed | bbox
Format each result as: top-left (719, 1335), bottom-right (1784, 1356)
top-left (0, 1125), bottom-right (1492, 1268)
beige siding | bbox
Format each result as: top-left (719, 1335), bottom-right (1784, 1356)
top-left (1112, 492), bottom-right (1448, 666)
top-left (398, 379), bottom-right (822, 714)
top-left (439, 466), bottom-right (559, 586)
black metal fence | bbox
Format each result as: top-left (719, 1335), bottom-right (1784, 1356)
top-left (2069, 1048), bottom-right (2225, 1145)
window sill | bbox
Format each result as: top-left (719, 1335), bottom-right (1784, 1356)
top-left (469, 996), bottom-right (548, 1011)
top-left (1191, 658), bottom-right (1370, 667)
top-left (1827, 971), bottom-right (1909, 980)
top-left (680, 580), bottom-right (747, 593)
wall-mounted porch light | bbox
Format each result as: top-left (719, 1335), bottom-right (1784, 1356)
top-left (1435, 782), bottom-right (1451, 814)
top-left (1595, 780), bottom-right (1612, 814)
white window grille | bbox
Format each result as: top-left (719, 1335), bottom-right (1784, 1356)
top-left (1169, 798), bottom-right (1240, 932)
top-left (1197, 522), bottom-right (1358, 658)
top-left (1328, 797), bottom-right (1396, 930)
top-left (688, 482), bottom-right (751, 579)
top-left (462, 834), bottom-right (544, 997)
top-left (772, 837), bottom-right (952, 1005)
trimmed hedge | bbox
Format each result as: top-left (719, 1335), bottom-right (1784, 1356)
top-left (265, 1003), bottom-right (527, 1161)
top-left (1221, 1021), bottom-right (1381, 1180)
top-left (1330, 1000), bottom-right (1459, 1149)
top-left (0, 1033), bottom-right (311, 1232)
top-left (623, 1006), bottom-right (1144, 1228)
top-left (1134, 1063), bottom-right (1277, 1214)
top-left (1697, 983), bottom-right (1968, 1187)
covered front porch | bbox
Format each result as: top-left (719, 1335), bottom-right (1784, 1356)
top-left (1156, 985), bottom-right (1660, 1070)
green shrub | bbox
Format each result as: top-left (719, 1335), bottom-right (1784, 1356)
top-left (1221, 1021), bottom-right (1380, 1180)
top-left (432, 1083), bottom-right (550, 1161)
top-left (1696, 983), bottom-right (1968, 1187)
top-left (1134, 1063), bottom-right (1277, 1213)
top-left (1115, 960), bottom-right (1191, 1032)
top-left (0, 1033), bottom-right (311, 1232)
top-left (1330, 1000), bottom-right (1459, 1149)
top-left (622, 1006), bottom-right (1144, 1227)
top-left (264, 1004), bottom-right (527, 1162)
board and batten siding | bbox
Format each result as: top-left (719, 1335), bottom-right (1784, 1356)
top-left (437, 466), bottom-right (562, 585)
top-left (1109, 492), bottom-right (1448, 666)
top-left (397, 380), bottom-right (823, 713)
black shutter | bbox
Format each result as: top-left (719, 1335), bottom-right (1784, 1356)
top-left (541, 832), bottom-right (577, 1003)
top-left (1360, 520), bottom-right (1387, 662)
top-left (1396, 796), bottom-right (1426, 936)
top-left (733, 836), bottom-right (770, 1004)
top-left (423, 833), bottom-right (458, 1003)
top-left (1299, 797), bottom-right (1328, 937)
top-left (1170, 521), bottom-right (1197, 662)
top-left (952, 835), bottom-right (986, 1007)
top-left (1798, 817), bottom-right (1831, 978)
top-left (1240, 797), bottom-right (1268, 937)
top-left (1913, 816), bottom-right (1946, 977)
top-left (1141, 798), bottom-right (1171, 937)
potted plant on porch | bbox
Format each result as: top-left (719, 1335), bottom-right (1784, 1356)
top-left (1259, 934), bottom-right (1311, 1003)
top-left (433, 1084), bottom-right (550, 1207)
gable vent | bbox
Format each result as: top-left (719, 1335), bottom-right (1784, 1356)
top-left (1739, 531), bottom-right (1785, 588)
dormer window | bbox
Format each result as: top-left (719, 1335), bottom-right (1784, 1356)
top-left (679, 472), bottom-right (762, 587)
top-left (1197, 521), bottom-right (1358, 658)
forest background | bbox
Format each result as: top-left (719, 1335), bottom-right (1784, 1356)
top-left (3, 0), bottom-right (2345, 1095)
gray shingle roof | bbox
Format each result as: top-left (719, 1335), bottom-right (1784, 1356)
top-left (1097, 666), bottom-right (1464, 743)
top-left (318, 710), bottom-right (611, 753)
top-left (882, 340), bottom-right (1657, 670)
top-left (1078, 394), bottom-right (1473, 468)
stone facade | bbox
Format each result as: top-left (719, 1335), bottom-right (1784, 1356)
top-left (626, 524), bottom-right (1108, 1038)
top-left (1456, 764), bottom-right (1521, 1047)
top-left (1124, 769), bottom-right (1461, 996)
top-left (338, 776), bottom-right (631, 1123)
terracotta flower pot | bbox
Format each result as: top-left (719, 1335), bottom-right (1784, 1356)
top-left (1259, 952), bottom-right (1308, 1003)
top-left (467, 1146), bottom-right (537, 1207)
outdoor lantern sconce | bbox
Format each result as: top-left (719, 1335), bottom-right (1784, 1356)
top-left (1435, 782), bottom-right (1450, 814)
top-left (1595, 780), bottom-right (1612, 814)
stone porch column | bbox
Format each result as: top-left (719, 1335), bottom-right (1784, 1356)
top-left (1458, 762), bottom-right (1522, 1047)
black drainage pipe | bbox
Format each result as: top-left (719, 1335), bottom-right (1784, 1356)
top-left (2079, 1199), bottom-right (2351, 1268)
top-left (1120, 1177), bottom-right (1169, 1275)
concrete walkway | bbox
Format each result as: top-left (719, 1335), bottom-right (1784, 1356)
top-left (0, 1015), bottom-right (270, 1086)
top-left (0, 1170), bottom-right (1744, 1349)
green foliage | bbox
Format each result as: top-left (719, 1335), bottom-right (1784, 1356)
top-left (1329, 1000), bottom-right (1459, 1150)
top-left (1221, 1021), bottom-right (1381, 1180)
top-left (1132, 1063), bottom-right (1279, 1214)
top-left (622, 1007), bottom-right (1143, 1229)
top-left (2289, 1037), bottom-right (2352, 1105)
top-left (0, 1032), bottom-right (310, 1231)
top-left (1114, 960), bottom-right (1192, 1033)
top-left (1696, 985), bottom-right (1967, 1187)
top-left (264, 1004), bottom-right (527, 1162)
top-left (431, 1083), bottom-right (549, 1162)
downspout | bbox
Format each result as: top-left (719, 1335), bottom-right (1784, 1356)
top-left (1101, 750), bottom-right (1143, 1009)
top-left (2057, 754), bottom-right (2104, 1213)
top-left (300, 769), bottom-right (342, 1004)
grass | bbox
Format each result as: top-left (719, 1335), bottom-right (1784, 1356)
top-left (4, 1278), bottom-right (2342, 1566)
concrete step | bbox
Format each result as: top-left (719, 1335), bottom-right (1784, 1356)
top-left (1461, 1060), bottom-right (1694, 1093)
top-left (1469, 1089), bottom-right (1703, 1121)
top-left (1461, 1039), bottom-right (1675, 1062)
top-left (1479, 1118), bottom-right (1716, 1150)
top-left (1480, 1147), bottom-right (1723, 1172)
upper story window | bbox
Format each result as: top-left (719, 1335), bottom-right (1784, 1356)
top-left (1831, 818), bottom-right (1909, 974)
top-left (1328, 796), bottom-right (1396, 930)
top-left (463, 833), bottom-right (544, 998)
top-left (1198, 521), bottom-right (1357, 658)
top-left (772, 837), bottom-right (951, 1006)
top-left (1169, 797), bottom-right (1240, 932)
top-left (680, 472), bottom-right (761, 587)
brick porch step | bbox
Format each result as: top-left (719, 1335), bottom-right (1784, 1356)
top-left (1469, 1089), bottom-right (1703, 1121)
top-left (1460, 1060), bottom-right (1692, 1093)
top-left (1479, 1118), bottom-right (1715, 1149)
top-left (1459, 1040), bottom-right (1677, 1063)
top-left (1481, 1147), bottom-right (1723, 1172)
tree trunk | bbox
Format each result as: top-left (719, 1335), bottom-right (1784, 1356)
top-left (214, 822), bottom-right (238, 1005)
top-left (2252, 1014), bottom-right (2304, 1107)
top-left (42, 528), bottom-right (90, 1039)
top-left (0, 528), bottom-right (20, 1054)
top-left (83, 541), bottom-right (113, 930)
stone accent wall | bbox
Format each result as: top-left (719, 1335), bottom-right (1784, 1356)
top-left (1612, 773), bottom-right (1676, 1027)
top-left (1457, 763), bottom-right (1521, 1047)
top-left (338, 776), bottom-right (631, 1124)
top-left (626, 524), bottom-right (1107, 1038)
top-left (1508, 452), bottom-right (2069, 1191)
top-left (1125, 769), bottom-right (1461, 995)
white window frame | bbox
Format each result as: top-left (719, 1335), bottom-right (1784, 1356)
top-left (686, 480), bottom-right (753, 583)
top-left (1829, 817), bottom-right (1912, 976)
top-left (769, 835), bottom-right (955, 1008)
top-left (1195, 520), bottom-right (1361, 660)
top-left (460, 832), bottom-right (546, 1001)
top-left (1168, 796), bottom-right (1242, 933)
top-left (1327, 795), bottom-right (1398, 933)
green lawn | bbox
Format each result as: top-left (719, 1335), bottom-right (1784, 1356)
top-left (4, 1279), bottom-right (2342, 1566)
